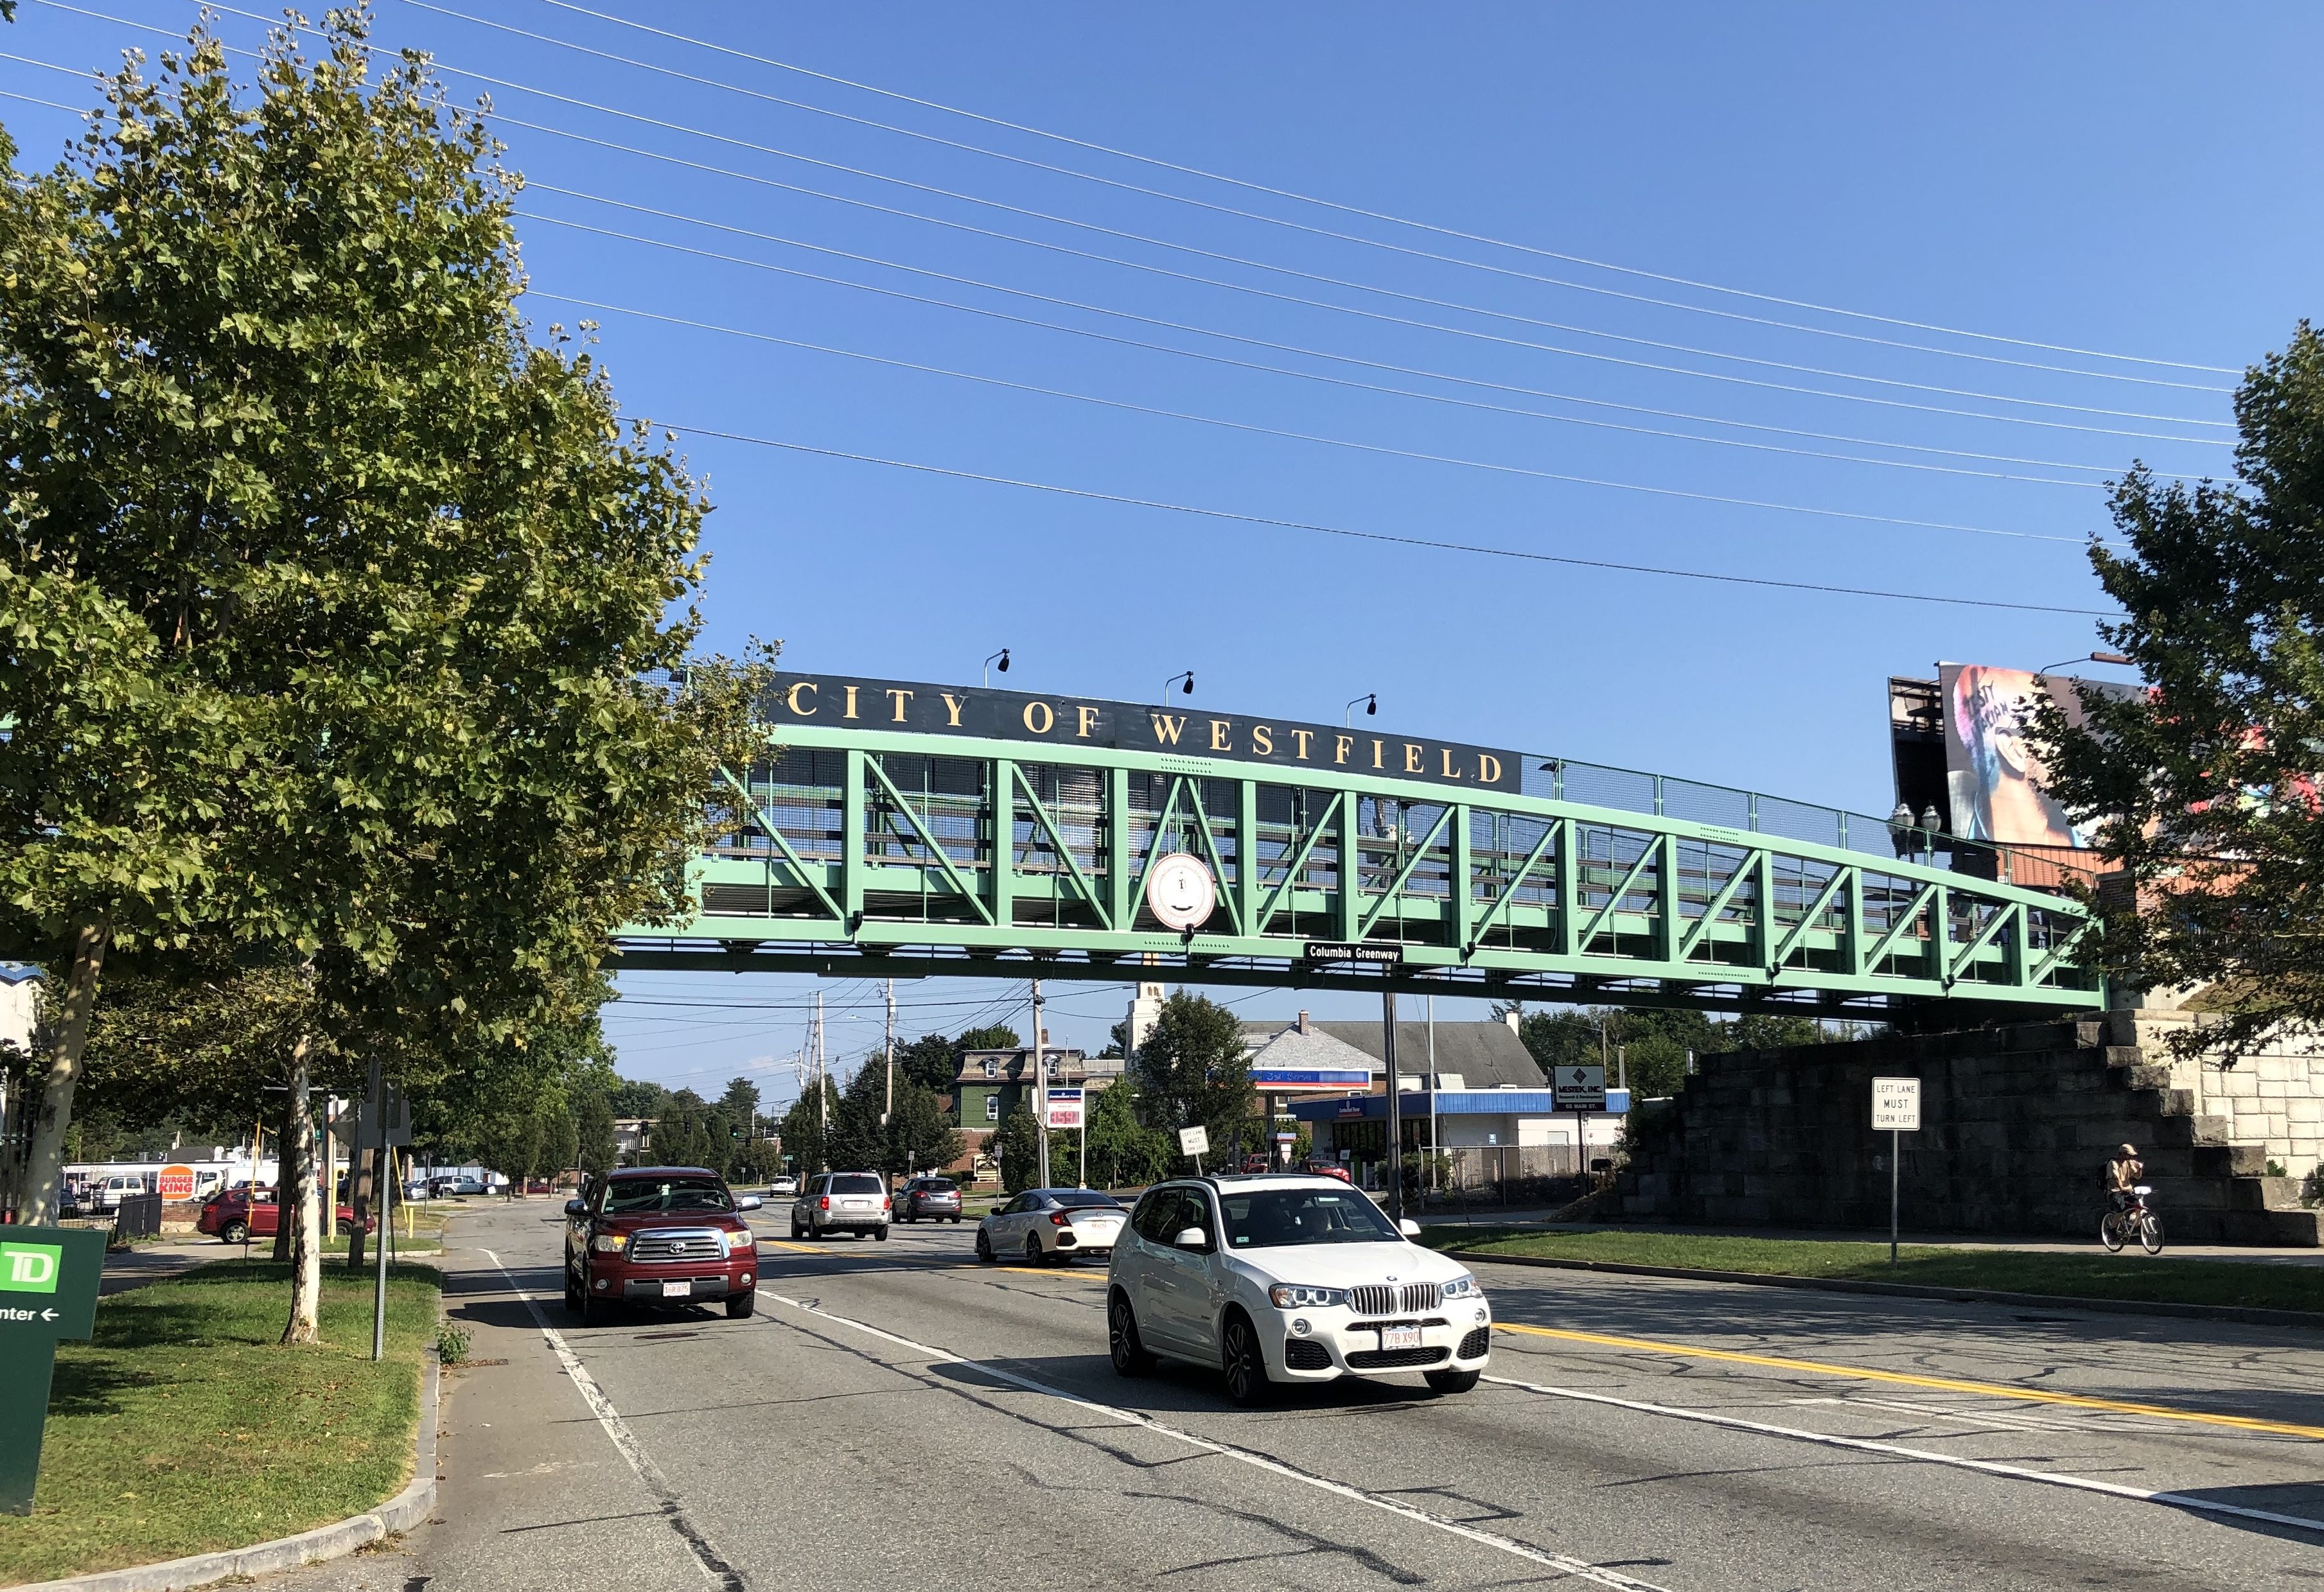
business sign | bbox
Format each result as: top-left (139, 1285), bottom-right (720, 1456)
top-left (1872, 1077), bottom-right (1923, 1132)
top-left (1553, 1065), bottom-right (1607, 1110)
top-left (1, 1226), bottom-right (107, 1515)
top-left (1939, 664), bottom-right (2140, 847)
top-left (1044, 1089), bottom-right (1086, 1130)
top-left (762, 674), bottom-right (1522, 792)
top-left (156, 1164), bottom-right (196, 1200)
top-left (1337, 1095), bottom-right (1368, 1118)
top-left (1177, 1125), bottom-right (1210, 1157)
top-left (1252, 1067), bottom-right (1373, 1089)
top-left (1301, 942), bottom-right (1405, 967)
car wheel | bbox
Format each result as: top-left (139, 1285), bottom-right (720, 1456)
top-left (1108, 1291), bottom-right (1157, 1376)
top-left (1423, 1368), bottom-right (1482, 1395)
top-left (1025, 1234), bottom-right (1046, 1266)
top-left (790, 1221), bottom-right (805, 1240)
top-left (951, 1215), bottom-right (962, 1225)
top-left (726, 1290), bottom-right (756, 1319)
top-left (875, 1225), bottom-right (889, 1243)
top-left (579, 1269), bottom-right (606, 1327)
top-left (221, 1220), bottom-right (248, 1245)
top-left (974, 1227), bottom-right (996, 1263)
top-left (1221, 1312), bottom-right (1272, 1407)
top-left (563, 1263), bottom-right (582, 1315)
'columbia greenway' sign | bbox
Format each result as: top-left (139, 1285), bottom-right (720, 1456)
top-left (2, 1226), bottom-right (108, 1515)
top-left (762, 674), bottom-right (1523, 794)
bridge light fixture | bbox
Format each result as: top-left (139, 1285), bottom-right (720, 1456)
top-left (1344, 693), bottom-right (1377, 726)
top-left (1165, 670), bottom-right (1195, 697)
top-left (983, 647), bottom-right (1011, 686)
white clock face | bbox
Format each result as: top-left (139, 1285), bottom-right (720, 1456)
top-left (1145, 852), bottom-right (1217, 931)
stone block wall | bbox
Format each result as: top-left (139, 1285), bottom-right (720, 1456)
top-left (1612, 1012), bottom-right (2320, 1245)
top-left (2131, 992), bottom-right (2324, 1180)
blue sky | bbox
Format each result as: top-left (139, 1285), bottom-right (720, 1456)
top-left (5, 3), bottom-right (2316, 1099)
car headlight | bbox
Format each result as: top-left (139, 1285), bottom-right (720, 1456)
top-left (1268, 1284), bottom-right (1351, 1309)
top-left (1439, 1272), bottom-right (1480, 1299)
top-left (591, 1233), bottom-right (628, 1253)
top-left (726, 1230), bottom-right (755, 1250)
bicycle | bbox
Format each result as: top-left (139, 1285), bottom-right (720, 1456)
top-left (2100, 1184), bottom-right (2164, 1255)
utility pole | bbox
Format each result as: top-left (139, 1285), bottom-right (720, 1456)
top-left (814, 991), bottom-right (827, 1175)
top-left (1383, 987), bottom-right (1404, 1226)
top-left (882, 979), bottom-right (896, 1127)
top-left (1427, 995), bottom-right (1438, 1196)
top-left (1032, 981), bottom-right (1050, 1189)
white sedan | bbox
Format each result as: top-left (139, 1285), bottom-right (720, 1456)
top-left (976, 1187), bottom-right (1127, 1265)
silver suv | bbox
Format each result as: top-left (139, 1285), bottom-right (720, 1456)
top-left (790, 1171), bottom-right (891, 1241)
top-left (1106, 1174), bottom-right (1490, 1405)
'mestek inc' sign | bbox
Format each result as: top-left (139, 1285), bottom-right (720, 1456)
top-left (763, 675), bottom-right (1522, 792)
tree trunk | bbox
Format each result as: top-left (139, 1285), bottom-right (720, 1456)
top-left (21, 914), bottom-right (112, 1226)
top-left (281, 1033), bottom-right (322, 1345)
top-left (272, 1068), bottom-right (299, 1263)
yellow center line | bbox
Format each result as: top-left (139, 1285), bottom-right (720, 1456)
top-left (1492, 1322), bottom-right (2324, 1440)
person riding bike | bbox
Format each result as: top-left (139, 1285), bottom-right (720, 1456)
top-left (2104, 1142), bottom-right (2144, 1212)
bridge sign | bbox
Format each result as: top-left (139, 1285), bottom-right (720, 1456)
top-left (1, 1225), bottom-right (107, 1514)
top-left (1553, 1065), bottom-right (1607, 1110)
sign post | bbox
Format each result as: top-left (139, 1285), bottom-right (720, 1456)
top-left (1177, 1124), bottom-right (1209, 1177)
top-left (1871, 1078), bottom-right (1923, 1268)
top-left (1553, 1065), bottom-right (1607, 1178)
top-left (0, 1225), bottom-right (108, 1515)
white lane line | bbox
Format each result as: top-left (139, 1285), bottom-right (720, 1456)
top-left (755, 1284), bottom-right (1675, 1592)
top-left (482, 1248), bottom-right (744, 1589)
top-left (1484, 1370), bottom-right (2324, 1537)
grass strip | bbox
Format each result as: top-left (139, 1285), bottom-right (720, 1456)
top-left (1425, 1227), bottom-right (2324, 1314)
top-left (0, 1259), bottom-right (440, 1587)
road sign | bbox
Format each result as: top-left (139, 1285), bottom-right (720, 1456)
top-left (1145, 853), bottom-right (1217, 932)
top-left (1872, 1077), bottom-right (1922, 1132)
top-left (1, 1225), bottom-right (108, 1516)
top-left (1045, 1088), bottom-right (1085, 1130)
top-left (1301, 941), bottom-right (1404, 966)
top-left (1553, 1065), bottom-right (1607, 1110)
top-left (333, 1081), bottom-right (412, 1150)
top-left (1177, 1124), bottom-right (1210, 1157)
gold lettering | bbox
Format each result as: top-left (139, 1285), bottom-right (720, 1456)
top-left (1373, 739), bottom-right (1387, 770)
top-left (1150, 713), bottom-right (1189, 746)
top-left (1251, 725), bottom-right (1274, 756)
top-left (1075, 705), bottom-right (1100, 739)
top-left (940, 692), bottom-right (968, 728)
top-left (786, 682), bottom-right (818, 717)
top-left (1404, 743), bottom-right (1423, 773)
top-left (1209, 719), bottom-right (1233, 753)
top-left (1291, 728), bottom-right (1314, 760)
top-left (843, 685), bottom-right (860, 720)
top-left (1440, 748), bottom-right (1463, 780)
top-left (885, 688), bottom-right (913, 722)
top-left (1023, 700), bottom-right (1055, 735)
top-left (1478, 754), bottom-right (1502, 785)
top-left (1334, 735), bottom-right (1353, 765)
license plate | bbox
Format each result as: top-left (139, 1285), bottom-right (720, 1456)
top-left (661, 1281), bottom-right (691, 1298)
top-left (1382, 1325), bottom-right (1422, 1351)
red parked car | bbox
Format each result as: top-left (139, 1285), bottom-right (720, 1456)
top-left (197, 1186), bottom-right (371, 1243)
top-left (563, 1166), bottom-right (763, 1325)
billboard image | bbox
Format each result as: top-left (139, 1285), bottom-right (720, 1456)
top-left (1939, 664), bottom-right (2137, 848)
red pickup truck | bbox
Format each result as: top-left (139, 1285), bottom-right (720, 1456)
top-left (197, 1186), bottom-right (372, 1243)
top-left (563, 1166), bottom-right (762, 1325)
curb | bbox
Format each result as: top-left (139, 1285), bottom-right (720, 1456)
top-left (16, 1354), bottom-right (442, 1592)
top-left (1445, 1250), bottom-right (2324, 1332)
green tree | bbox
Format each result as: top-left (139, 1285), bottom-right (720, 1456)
top-left (779, 1076), bottom-right (840, 1180)
top-left (955, 1024), bottom-right (1021, 1054)
top-left (994, 1105), bottom-right (1044, 1194)
top-left (2038, 324), bottom-right (2324, 1060)
top-left (1085, 1079), bottom-right (1169, 1189)
top-left (1, 17), bottom-right (773, 1338)
top-left (1129, 990), bottom-right (1252, 1160)
top-left (896, 1033), bottom-right (958, 1094)
top-left (575, 1087), bottom-right (618, 1180)
top-left (539, 1092), bottom-right (580, 1187)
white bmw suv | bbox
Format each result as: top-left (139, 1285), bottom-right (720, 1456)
top-left (1107, 1174), bottom-right (1491, 1405)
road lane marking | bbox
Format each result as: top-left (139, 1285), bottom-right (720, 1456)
top-left (481, 1248), bottom-right (746, 1591)
top-left (755, 1284), bottom-right (1675, 1592)
top-left (1483, 1369), bottom-right (2324, 1537)
top-left (1490, 1321), bottom-right (2324, 1440)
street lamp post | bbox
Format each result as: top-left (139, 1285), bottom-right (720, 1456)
top-left (1344, 693), bottom-right (1377, 726)
top-left (983, 648), bottom-right (1011, 686)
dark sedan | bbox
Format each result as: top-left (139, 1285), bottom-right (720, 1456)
top-left (897, 1176), bottom-right (963, 1223)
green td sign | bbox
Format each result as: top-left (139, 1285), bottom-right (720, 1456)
top-left (1, 1225), bottom-right (107, 1515)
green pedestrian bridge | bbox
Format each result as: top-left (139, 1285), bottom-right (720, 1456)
top-left (615, 673), bottom-right (2100, 1020)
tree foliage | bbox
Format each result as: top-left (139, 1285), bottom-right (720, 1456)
top-left (1128, 990), bottom-right (1252, 1159)
top-left (1501, 1004), bottom-right (1847, 1101)
top-left (2036, 325), bottom-right (2324, 1059)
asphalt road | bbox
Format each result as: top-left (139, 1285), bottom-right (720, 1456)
top-left (264, 1200), bottom-right (2324, 1592)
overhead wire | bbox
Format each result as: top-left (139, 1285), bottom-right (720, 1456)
top-left (57, 1), bottom-right (2237, 431)
top-left (480, 0), bottom-right (2239, 378)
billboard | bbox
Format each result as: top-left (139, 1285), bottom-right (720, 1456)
top-left (1939, 664), bottom-right (2138, 848)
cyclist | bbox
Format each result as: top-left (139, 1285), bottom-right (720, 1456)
top-left (2104, 1142), bottom-right (2144, 1212)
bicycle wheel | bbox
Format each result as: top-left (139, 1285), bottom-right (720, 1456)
top-left (2100, 1211), bottom-right (2125, 1252)
top-left (2138, 1212), bottom-right (2165, 1255)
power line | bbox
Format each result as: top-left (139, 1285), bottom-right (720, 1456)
top-left (487, 0), bottom-right (2240, 377)
top-left (645, 421), bottom-right (2119, 617)
top-left (533, 286), bottom-right (2108, 545)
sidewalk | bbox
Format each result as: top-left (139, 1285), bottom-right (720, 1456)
top-left (1415, 1207), bottom-right (2324, 1266)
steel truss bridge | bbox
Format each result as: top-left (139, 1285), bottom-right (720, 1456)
top-left (615, 711), bottom-right (2100, 1021)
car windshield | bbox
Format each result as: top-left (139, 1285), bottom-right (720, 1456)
top-left (1045, 1190), bottom-right (1122, 1209)
top-left (831, 1175), bottom-right (885, 1194)
top-left (604, 1177), bottom-right (734, 1214)
top-left (919, 1180), bottom-right (956, 1193)
top-left (1218, 1187), bottom-right (1401, 1248)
